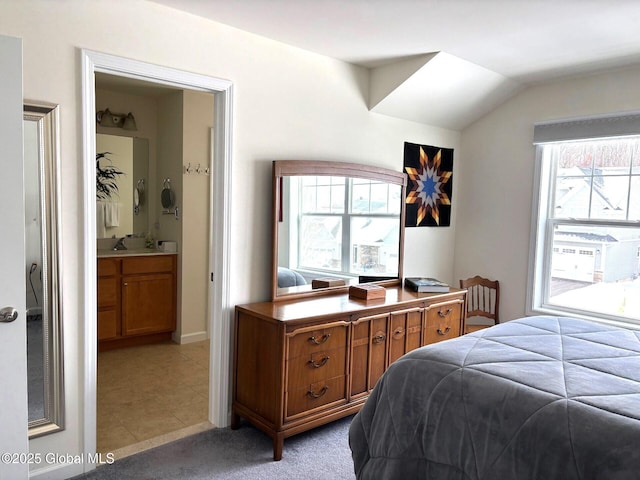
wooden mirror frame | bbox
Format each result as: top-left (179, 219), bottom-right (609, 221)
top-left (271, 160), bottom-right (407, 302)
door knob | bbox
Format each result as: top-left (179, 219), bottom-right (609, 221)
top-left (0, 307), bottom-right (18, 323)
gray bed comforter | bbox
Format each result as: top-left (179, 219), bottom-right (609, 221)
top-left (349, 316), bottom-right (640, 479)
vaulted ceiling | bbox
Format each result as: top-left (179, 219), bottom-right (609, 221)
top-left (150, 0), bottom-right (640, 129)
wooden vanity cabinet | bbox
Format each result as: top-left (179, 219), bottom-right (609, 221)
top-left (232, 286), bottom-right (466, 460)
top-left (97, 259), bottom-right (119, 341)
top-left (97, 254), bottom-right (177, 350)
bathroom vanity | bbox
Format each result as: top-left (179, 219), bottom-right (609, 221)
top-left (97, 251), bottom-right (177, 351)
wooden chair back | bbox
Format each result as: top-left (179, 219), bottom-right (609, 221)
top-left (459, 276), bottom-right (500, 327)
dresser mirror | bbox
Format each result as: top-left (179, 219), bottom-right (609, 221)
top-left (24, 102), bottom-right (64, 437)
top-left (272, 160), bottom-right (407, 301)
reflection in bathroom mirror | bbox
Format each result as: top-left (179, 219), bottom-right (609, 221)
top-left (24, 102), bottom-right (64, 437)
top-left (96, 134), bottom-right (149, 238)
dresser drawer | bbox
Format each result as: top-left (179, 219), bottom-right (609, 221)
top-left (287, 347), bottom-right (347, 390)
top-left (286, 322), bottom-right (348, 359)
top-left (424, 300), bottom-right (462, 344)
top-left (97, 277), bottom-right (117, 308)
top-left (285, 375), bottom-right (347, 418)
top-left (98, 258), bottom-right (118, 277)
top-left (122, 255), bottom-right (175, 275)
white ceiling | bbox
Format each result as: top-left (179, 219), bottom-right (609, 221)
top-left (149, 0), bottom-right (640, 129)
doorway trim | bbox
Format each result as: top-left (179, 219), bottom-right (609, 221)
top-left (81, 50), bottom-right (233, 460)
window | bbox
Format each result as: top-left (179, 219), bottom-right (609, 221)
top-left (295, 176), bottom-right (401, 276)
top-left (530, 116), bottom-right (640, 326)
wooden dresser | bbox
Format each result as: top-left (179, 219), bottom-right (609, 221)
top-left (232, 285), bottom-right (466, 460)
top-left (97, 253), bottom-right (177, 351)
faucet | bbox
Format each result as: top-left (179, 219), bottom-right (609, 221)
top-left (113, 237), bottom-right (127, 251)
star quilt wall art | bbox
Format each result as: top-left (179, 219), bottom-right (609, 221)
top-left (404, 142), bottom-right (453, 227)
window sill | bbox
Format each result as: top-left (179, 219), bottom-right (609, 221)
top-left (527, 305), bottom-right (640, 331)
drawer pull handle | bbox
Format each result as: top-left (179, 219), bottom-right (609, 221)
top-left (309, 334), bottom-right (331, 345)
top-left (437, 308), bottom-right (452, 318)
top-left (372, 333), bottom-right (386, 344)
top-left (308, 356), bottom-right (330, 368)
top-left (437, 326), bottom-right (451, 335)
top-left (307, 385), bottom-right (329, 399)
top-left (393, 328), bottom-right (404, 338)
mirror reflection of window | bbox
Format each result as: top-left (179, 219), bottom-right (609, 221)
top-left (291, 175), bottom-right (401, 277)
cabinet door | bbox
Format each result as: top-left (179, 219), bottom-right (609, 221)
top-left (424, 299), bottom-right (463, 344)
top-left (388, 307), bottom-right (423, 364)
top-left (121, 272), bottom-right (175, 336)
top-left (97, 258), bottom-right (120, 341)
top-left (98, 310), bottom-right (118, 340)
top-left (350, 313), bottom-right (389, 398)
top-left (97, 277), bottom-right (117, 308)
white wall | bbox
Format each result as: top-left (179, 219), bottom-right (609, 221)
top-left (0, 1), bottom-right (458, 477)
top-left (455, 65), bottom-right (640, 323)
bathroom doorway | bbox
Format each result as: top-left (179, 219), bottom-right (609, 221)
top-left (82, 50), bottom-right (233, 460)
top-left (93, 73), bottom-right (216, 455)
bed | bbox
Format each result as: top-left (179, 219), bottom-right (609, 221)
top-left (349, 315), bottom-right (640, 479)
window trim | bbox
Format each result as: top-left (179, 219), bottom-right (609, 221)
top-left (528, 112), bottom-right (640, 328)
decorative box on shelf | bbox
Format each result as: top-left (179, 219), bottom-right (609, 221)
top-left (311, 277), bottom-right (347, 289)
top-left (349, 283), bottom-right (386, 300)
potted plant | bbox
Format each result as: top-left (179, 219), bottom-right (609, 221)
top-left (96, 152), bottom-right (124, 200)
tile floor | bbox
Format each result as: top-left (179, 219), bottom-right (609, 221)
top-left (97, 339), bottom-right (212, 456)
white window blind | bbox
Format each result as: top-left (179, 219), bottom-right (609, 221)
top-left (534, 111), bottom-right (640, 144)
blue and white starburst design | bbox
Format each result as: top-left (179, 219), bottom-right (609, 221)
top-left (405, 146), bottom-right (451, 225)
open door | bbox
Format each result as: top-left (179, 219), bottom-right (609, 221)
top-left (0, 34), bottom-right (29, 480)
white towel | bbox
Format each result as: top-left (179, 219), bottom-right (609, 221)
top-left (96, 201), bottom-right (106, 238)
top-left (104, 202), bottom-right (121, 228)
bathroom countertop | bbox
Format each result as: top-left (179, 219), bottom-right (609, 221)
top-left (97, 249), bottom-right (177, 258)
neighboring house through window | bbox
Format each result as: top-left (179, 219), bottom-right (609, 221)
top-left (284, 175), bottom-right (401, 279)
top-left (529, 113), bottom-right (640, 326)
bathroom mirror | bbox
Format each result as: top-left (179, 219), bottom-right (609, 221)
top-left (96, 134), bottom-right (149, 238)
top-left (24, 101), bottom-right (64, 437)
top-left (272, 160), bottom-right (407, 301)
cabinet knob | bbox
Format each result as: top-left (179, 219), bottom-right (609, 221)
top-left (437, 308), bottom-right (452, 318)
top-left (392, 327), bottom-right (404, 339)
top-left (372, 333), bottom-right (386, 344)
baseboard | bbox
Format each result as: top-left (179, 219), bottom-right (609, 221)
top-left (174, 330), bottom-right (209, 344)
top-left (29, 460), bottom-right (86, 480)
